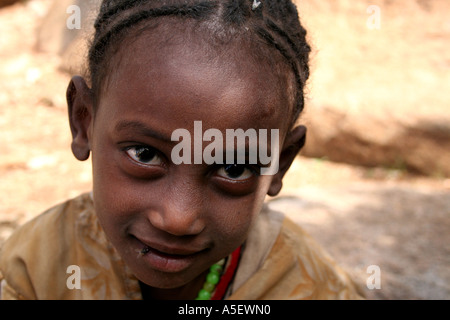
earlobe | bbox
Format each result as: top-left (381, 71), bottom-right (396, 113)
top-left (267, 125), bottom-right (307, 197)
top-left (67, 76), bottom-right (94, 161)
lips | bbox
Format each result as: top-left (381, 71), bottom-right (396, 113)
top-left (140, 241), bottom-right (203, 256)
top-left (133, 236), bottom-right (207, 273)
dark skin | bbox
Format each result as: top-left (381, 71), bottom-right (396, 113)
top-left (67, 29), bottom-right (306, 300)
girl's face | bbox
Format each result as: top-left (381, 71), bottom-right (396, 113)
top-left (81, 31), bottom-right (297, 292)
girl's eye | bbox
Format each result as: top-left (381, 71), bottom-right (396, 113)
top-left (216, 164), bottom-right (255, 181)
top-left (126, 146), bottom-right (162, 165)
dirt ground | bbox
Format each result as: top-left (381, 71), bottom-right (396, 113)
top-left (0, 1), bottom-right (449, 300)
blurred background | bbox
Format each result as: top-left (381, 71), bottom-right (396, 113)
top-left (0, 0), bottom-right (449, 299)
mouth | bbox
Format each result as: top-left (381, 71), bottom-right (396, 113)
top-left (133, 236), bottom-right (207, 273)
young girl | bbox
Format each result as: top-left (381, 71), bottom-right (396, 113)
top-left (0, 0), bottom-right (363, 300)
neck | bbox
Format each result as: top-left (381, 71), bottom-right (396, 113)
top-left (139, 270), bottom-right (208, 300)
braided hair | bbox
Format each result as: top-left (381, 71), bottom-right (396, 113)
top-left (88, 0), bottom-right (311, 123)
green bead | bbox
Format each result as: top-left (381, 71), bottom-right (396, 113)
top-left (210, 264), bottom-right (223, 274)
top-left (197, 289), bottom-right (211, 300)
top-left (206, 271), bottom-right (220, 285)
top-left (203, 282), bottom-right (216, 292)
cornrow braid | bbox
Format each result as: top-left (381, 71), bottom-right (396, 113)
top-left (89, 0), bottom-right (219, 100)
top-left (88, 0), bottom-right (311, 122)
top-left (255, 25), bottom-right (304, 120)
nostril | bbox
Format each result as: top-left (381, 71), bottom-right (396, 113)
top-left (146, 209), bottom-right (205, 237)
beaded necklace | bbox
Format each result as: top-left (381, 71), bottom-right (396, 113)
top-left (195, 246), bottom-right (241, 300)
top-left (196, 259), bottom-right (225, 300)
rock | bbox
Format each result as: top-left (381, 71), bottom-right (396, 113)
top-left (36, 0), bottom-right (101, 75)
top-left (301, 106), bottom-right (450, 177)
top-left (268, 182), bottom-right (450, 300)
top-left (295, 0), bottom-right (450, 177)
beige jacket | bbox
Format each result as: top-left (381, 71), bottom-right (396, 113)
top-left (0, 193), bottom-right (363, 300)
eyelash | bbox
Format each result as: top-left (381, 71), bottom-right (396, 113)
top-left (123, 145), bottom-right (260, 181)
top-left (215, 164), bottom-right (260, 181)
top-left (125, 145), bottom-right (163, 166)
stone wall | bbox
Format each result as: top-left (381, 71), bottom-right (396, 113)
top-left (295, 0), bottom-right (450, 177)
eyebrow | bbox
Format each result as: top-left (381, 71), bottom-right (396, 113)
top-left (114, 120), bottom-right (173, 143)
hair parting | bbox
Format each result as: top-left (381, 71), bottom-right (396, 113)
top-left (88, 0), bottom-right (311, 122)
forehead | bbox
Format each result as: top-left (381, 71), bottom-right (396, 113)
top-left (99, 25), bottom-right (292, 134)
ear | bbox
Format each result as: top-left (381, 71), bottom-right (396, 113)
top-left (267, 125), bottom-right (306, 197)
top-left (67, 76), bottom-right (94, 161)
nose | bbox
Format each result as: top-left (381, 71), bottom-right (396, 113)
top-left (147, 180), bottom-right (206, 237)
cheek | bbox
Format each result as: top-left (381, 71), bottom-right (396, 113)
top-left (207, 184), bottom-right (269, 245)
top-left (90, 144), bottom-right (145, 239)
top-left (91, 165), bottom-right (130, 242)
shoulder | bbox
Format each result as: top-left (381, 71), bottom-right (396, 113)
top-left (0, 192), bottom-right (95, 257)
top-left (229, 204), bottom-right (364, 300)
top-left (0, 193), bottom-right (96, 299)
top-left (276, 216), bottom-right (365, 299)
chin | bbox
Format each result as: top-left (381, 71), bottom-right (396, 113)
top-left (134, 263), bottom-right (203, 289)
